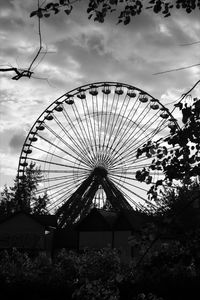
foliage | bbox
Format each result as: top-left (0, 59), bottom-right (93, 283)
top-left (133, 233), bottom-right (200, 299)
top-left (0, 162), bottom-right (49, 218)
top-left (136, 97), bottom-right (200, 201)
top-left (72, 278), bottom-right (120, 300)
top-left (155, 181), bottom-right (200, 217)
top-left (53, 247), bottom-right (122, 300)
top-left (133, 293), bottom-right (164, 300)
top-left (1, 244), bottom-right (200, 299)
top-left (0, 247), bottom-right (122, 299)
top-left (31, 0), bottom-right (200, 25)
top-left (0, 248), bottom-right (33, 285)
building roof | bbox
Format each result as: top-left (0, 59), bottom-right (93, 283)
top-left (0, 211), bottom-right (57, 228)
top-left (75, 208), bottom-right (118, 231)
top-left (34, 215), bottom-right (57, 228)
top-left (75, 207), bottom-right (149, 231)
top-left (114, 209), bottom-right (150, 231)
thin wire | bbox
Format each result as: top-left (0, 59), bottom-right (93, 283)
top-left (153, 63), bottom-right (200, 75)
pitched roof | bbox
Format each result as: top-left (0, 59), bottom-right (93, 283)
top-left (0, 211), bottom-right (57, 228)
top-left (75, 208), bottom-right (117, 231)
top-left (114, 209), bottom-right (150, 231)
top-left (34, 215), bottom-right (57, 228)
top-left (75, 208), bottom-right (149, 231)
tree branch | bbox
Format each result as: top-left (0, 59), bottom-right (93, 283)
top-left (0, 0), bottom-right (43, 80)
top-left (27, 0), bottom-right (43, 72)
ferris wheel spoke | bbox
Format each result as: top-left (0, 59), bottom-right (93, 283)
top-left (73, 101), bottom-right (95, 159)
top-left (115, 103), bottom-right (150, 153)
top-left (81, 98), bottom-right (98, 156)
top-left (61, 106), bottom-right (91, 157)
top-left (102, 95), bottom-right (109, 149)
top-left (36, 177), bottom-right (86, 195)
top-left (47, 178), bottom-right (81, 202)
top-left (48, 188), bottom-right (77, 212)
top-left (111, 142), bottom-right (180, 170)
top-left (36, 179), bottom-right (75, 195)
top-left (109, 173), bottom-right (149, 192)
top-left (99, 92), bottom-right (106, 152)
top-left (114, 185), bottom-right (146, 210)
top-left (108, 115), bottom-right (152, 165)
top-left (103, 91), bottom-right (118, 150)
top-left (70, 103), bottom-right (97, 163)
top-left (111, 177), bottom-right (150, 204)
top-left (48, 115), bottom-right (92, 167)
top-left (108, 95), bottom-right (142, 154)
top-left (46, 179), bottom-right (84, 198)
top-left (123, 188), bottom-right (157, 210)
top-left (110, 167), bottom-right (163, 181)
top-left (110, 108), bottom-right (162, 166)
top-left (94, 95), bottom-right (100, 152)
top-left (119, 105), bottom-right (162, 150)
top-left (54, 110), bottom-right (94, 166)
top-left (37, 172), bottom-right (88, 192)
top-left (111, 158), bottom-right (155, 171)
top-left (107, 93), bottom-right (142, 156)
top-left (25, 156), bottom-right (89, 172)
top-left (41, 174), bottom-right (86, 183)
top-left (37, 132), bottom-right (91, 168)
top-left (30, 144), bottom-right (87, 169)
top-left (105, 93), bottom-right (122, 149)
top-left (63, 107), bottom-right (95, 163)
top-left (39, 169), bottom-right (87, 174)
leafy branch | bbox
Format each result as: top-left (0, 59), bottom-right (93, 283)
top-left (136, 92), bottom-right (200, 202)
top-left (30, 0), bottom-right (200, 25)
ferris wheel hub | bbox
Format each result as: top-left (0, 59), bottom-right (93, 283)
top-left (92, 166), bottom-right (108, 178)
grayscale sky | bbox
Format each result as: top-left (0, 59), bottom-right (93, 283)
top-left (0, 0), bottom-right (200, 190)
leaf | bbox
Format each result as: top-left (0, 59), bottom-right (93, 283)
top-left (87, 7), bottom-right (93, 14)
top-left (124, 16), bottom-right (130, 25)
top-left (30, 10), bottom-right (37, 18)
top-left (109, 0), bottom-right (118, 4)
top-left (164, 12), bottom-right (171, 17)
top-left (46, 2), bottom-right (54, 9)
top-left (117, 19), bottom-right (123, 24)
top-left (37, 10), bottom-right (43, 18)
top-left (64, 6), bottom-right (72, 15)
top-left (44, 13), bottom-right (51, 18)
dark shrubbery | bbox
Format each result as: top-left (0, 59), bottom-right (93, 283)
top-left (1, 243), bottom-right (200, 300)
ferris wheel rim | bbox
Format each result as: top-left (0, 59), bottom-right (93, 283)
top-left (17, 81), bottom-right (179, 171)
top-left (17, 81), bottom-right (180, 218)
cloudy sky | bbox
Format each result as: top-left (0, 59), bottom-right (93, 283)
top-left (0, 0), bottom-right (200, 190)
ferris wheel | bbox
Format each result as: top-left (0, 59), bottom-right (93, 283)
top-left (18, 82), bottom-right (178, 227)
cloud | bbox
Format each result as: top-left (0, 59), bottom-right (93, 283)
top-left (9, 131), bottom-right (26, 153)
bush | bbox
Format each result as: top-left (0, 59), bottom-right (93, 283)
top-left (1, 244), bottom-right (200, 300)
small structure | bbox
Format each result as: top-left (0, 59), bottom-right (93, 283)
top-left (0, 211), bottom-right (57, 255)
top-left (75, 208), bottom-right (149, 261)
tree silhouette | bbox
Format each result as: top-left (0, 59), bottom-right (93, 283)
top-left (0, 162), bottom-right (49, 218)
top-left (135, 93), bottom-right (200, 203)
